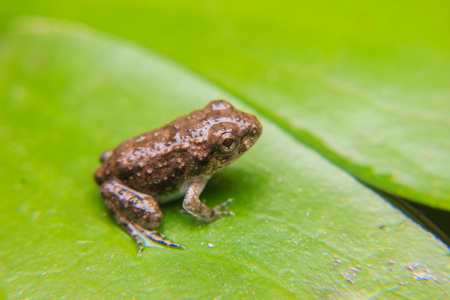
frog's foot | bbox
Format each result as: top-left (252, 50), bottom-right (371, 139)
top-left (136, 225), bottom-right (186, 250)
top-left (118, 216), bottom-right (185, 254)
top-left (212, 198), bottom-right (235, 218)
top-left (183, 178), bottom-right (235, 222)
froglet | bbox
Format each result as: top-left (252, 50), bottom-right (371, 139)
top-left (94, 100), bottom-right (262, 254)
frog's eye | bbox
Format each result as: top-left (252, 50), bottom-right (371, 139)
top-left (217, 132), bottom-right (239, 154)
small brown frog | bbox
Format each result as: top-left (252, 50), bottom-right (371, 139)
top-left (94, 100), bottom-right (262, 254)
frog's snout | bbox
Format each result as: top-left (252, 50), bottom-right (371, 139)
top-left (252, 122), bottom-right (263, 138)
top-left (243, 133), bottom-right (259, 150)
top-left (243, 121), bottom-right (262, 150)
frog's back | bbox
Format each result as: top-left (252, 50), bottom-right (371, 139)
top-left (94, 124), bottom-right (210, 198)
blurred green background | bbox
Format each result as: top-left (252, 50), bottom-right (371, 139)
top-left (1, 1), bottom-right (449, 298)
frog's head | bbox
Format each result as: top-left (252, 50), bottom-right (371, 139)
top-left (203, 100), bottom-right (263, 174)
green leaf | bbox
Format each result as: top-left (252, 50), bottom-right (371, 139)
top-left (0, 18), bottom-right (448, 298)
top-left (3, 0), bottom-right (448, 209)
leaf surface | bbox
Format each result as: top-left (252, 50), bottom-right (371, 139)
top-left (0, 18), bottom-right (448, 298)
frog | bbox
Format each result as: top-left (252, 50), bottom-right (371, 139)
top-left (94, 100), bottom-right (262, 254)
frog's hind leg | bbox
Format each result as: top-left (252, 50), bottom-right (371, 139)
top-left (100, 180), bottom-right (185, 255)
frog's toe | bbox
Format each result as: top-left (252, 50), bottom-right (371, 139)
top-left (212, 199), bottom-right (235, 219)
top-left (135, 236), bottom-right (144, 257)
top-left (214, 210), bottom-right (235, 218)
top-left (213, 198), bottom-right (234, 215)
top-left (140, 229), bottom-right (186, 250)
top-left (213, 198), bottom-right (234, 210)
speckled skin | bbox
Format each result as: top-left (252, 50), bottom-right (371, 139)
top-left (94, 100), bottom-right (262, 254)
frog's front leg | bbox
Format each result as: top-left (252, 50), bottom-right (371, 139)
top-left (182, 177), bottom-right (234, 222)
top-left (100, 180), bottom-right (185, 255)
